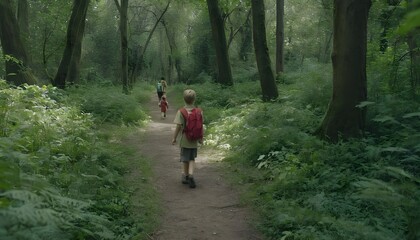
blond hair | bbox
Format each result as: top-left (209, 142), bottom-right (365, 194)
top-left (183, 89), bottom-right (196, 104)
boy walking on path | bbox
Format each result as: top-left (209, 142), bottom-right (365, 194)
top-left (172, 89), bottom-right (203, 188)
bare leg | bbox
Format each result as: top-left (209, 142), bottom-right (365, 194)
top-left (183, 162), bottom-right (189, 176)
top-left (181, 162), bottom-right (189, 184)
top-left (188, 161), bottom-right (195, 176)
top-left (188, 161), bottom-right (196, 188)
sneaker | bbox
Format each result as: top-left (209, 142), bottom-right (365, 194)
top-left (182, 175), bottom-right (189, 184)
top-left (188, 177), bottom-right (196, 188)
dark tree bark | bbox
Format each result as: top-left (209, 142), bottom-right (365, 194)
top-left (114, 0), bottom-right (129, 94)
top-left (0, 0), bottom-right (36, 85)
top-left (206, 0), bottom-right (233, 86)
top-left (251, 0), bottom-right (278, 101)
top-left (316, 0), bottom-right (372, 142)
top-left (17, 0), bottom-right (30, 64)
top-left (53, 0), bottom-right (89, 89)
top-left (406, 32), bottom-right (420, 95)
top-left (276, 0), bottom-right (284, 74)
top-left (67, 40), bottom-right (82, 85)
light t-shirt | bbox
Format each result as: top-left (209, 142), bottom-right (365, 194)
top-left (173, 104), bottom-right (203, 148)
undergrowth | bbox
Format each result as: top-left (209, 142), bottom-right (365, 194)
top-left (66, 83), bottom-right (151, 125)
top-left (181, 65), bottom-right (420, 240)
top-left (0, 80), bottom-right (157, 239)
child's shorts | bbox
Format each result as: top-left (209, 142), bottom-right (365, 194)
top-left (180, 148), bottom-right (197, 162)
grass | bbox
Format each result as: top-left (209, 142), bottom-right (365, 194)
top-left (2, 66), bottom-right (418, 239)
top-left (0, 80), bottom-right (160, 239)
top-left (116, 128), bottom-right (161, 240)
top-left (176, 68), bottom-right (419, 240)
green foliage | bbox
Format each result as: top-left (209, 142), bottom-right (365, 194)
top-left (0, 80), bottom-right (157, 239)
top-left (171, 81), bottom-right (261, 124)
top-left (397, 0), bottom-right (420, 34)
top-left (197, 78), bottom-right (419, 240)
top-left (67, 84), bottom-right (149, 125)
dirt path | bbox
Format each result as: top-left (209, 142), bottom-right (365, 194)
top-left (132, 94), bottom-right (263, 240)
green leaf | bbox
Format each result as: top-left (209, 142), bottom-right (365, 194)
top-left (356, 101), bottom-right (375, 108)
top-left (381, 147), bottom-right (409, 153)
top-left (385, 167), bottom-right (419, 183)
top-left (397, 9), bottom-right (420, 35)
top-left (403, 112), bottom-right (420, 118)
top-left (373, 116), bottom-right (399, 124)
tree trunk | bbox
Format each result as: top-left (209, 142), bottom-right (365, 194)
top-left (251, 0), bottom-right (278, 101)
top-left (406, 0), bottom-right (420, 96)
top-left (162, 18), bottom-right (183, 83)
top-left (130, 1), bottom-right (170, 84)
top-left (276, 0), bottom-right (284, 74)
top-left (318, 0), bottom-right (333, 63)
top-left (206, 0), bottom-right (233, 86)
top-left (316, 0), bottom-right (371, 142)
top-left (0, 0), bottom-right (36, 85)
top-left (406, 32), bottom-right (420, 95)
top-left (53, 0), bottom-right (89, 89)
top-left (67, 40), bottom-right (82, 85)
top-left (17, 0), bottom-right (30, 65)
top-left (239, 9), bottom-right (252, 62)
top-left (121, 0), bottom-right (129, 93)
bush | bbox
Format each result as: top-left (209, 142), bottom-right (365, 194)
top-left (0, 81), bottom-right (153, 239)
top-left (67, 85), bottom-right (149, 125)
top-left (195, 80), bottom-right (419, 240)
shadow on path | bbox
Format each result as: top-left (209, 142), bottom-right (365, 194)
top-left (136, 93), bottom-right (262, 240)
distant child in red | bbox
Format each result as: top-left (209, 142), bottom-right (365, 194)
top-left (160, 95), bottom-right (169, 119)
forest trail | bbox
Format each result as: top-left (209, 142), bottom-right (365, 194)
top-left (126, 93), bottom-right (263, 240)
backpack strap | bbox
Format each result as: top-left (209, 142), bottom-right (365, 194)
top-left (180, 107), bottom-right (202, 119)
top-left (179, 108), bottom-right (189, 125)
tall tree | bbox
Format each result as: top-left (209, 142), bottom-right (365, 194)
top-left (162, 17), bottom-right (183, 83)
top-left (316, 0), bottom-right (372, 141)
top-left (206, 0), bottom-right (233, 86)
top-left (53, 0), bottom-right (89, 89)
top-left (317, 0), bottom-right (333, 63)
top-left (239, 9), bottom-right (252, 62)
top-left (0, 0), bottom-right (36, 85)
top-left (130, 0), bottom-right (171, 84)
top-left (251, 0), bottom-right (278, 101)
top-left (17, 0), bottom-right (30, 64)
top-left (276, 0), bottom-right (285, 74)
top-left (405, 0), bottom-right (420, 95)
top-left (114, 0), bottom-right (129, 94)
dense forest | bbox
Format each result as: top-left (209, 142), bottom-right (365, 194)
top-left (1, 0), bottom-right (419, 239)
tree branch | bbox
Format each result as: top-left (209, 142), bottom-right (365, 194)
top-left (114, 0), bottom-right (121, 13)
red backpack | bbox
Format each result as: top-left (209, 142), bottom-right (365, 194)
top-left (180, 107), bottom-right (203, 141)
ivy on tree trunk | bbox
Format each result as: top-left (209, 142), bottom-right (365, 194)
top-left (0, 0), bottom-right (36, 86)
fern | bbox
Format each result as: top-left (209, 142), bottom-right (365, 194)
top-left (0, 81), bottom-right (154, 239)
